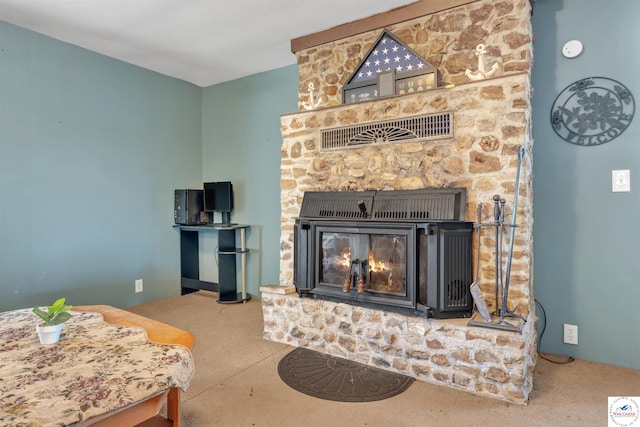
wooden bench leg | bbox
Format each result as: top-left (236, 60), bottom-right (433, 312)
top-left (166, 388), bottom-right (180, 427)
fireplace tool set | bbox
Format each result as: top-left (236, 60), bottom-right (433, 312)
top-left (468, 146), bottom-right (526, 332)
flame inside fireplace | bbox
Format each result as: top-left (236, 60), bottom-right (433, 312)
top-left (338, 250), bottom-right (351, 266)
top-left (319, 231), bottom-right (409, 295)
top-left (369, 253), bottom-right (387, 272)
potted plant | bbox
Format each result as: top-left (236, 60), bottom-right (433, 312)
top-left (33, 297), bottom-right (73, 344)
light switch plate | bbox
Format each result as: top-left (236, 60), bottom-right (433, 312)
top-left (612, 170), bottom-right (631, 192)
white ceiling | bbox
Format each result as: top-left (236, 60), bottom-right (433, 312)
top-left (0, 0), bottom-right (417, 87)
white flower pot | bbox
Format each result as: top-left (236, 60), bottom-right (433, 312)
top-left (36, 323), bottom-right (63, 344)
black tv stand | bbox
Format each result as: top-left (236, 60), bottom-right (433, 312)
top-left (174, 224), bottom-right (251, 303)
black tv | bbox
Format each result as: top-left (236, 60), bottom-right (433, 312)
top-left (203, 181), bottom-right (234, 225)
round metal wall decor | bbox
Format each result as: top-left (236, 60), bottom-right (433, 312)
top-left (550, 77), bottom-right (635, 146)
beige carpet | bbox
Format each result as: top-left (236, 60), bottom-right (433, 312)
top-left (127, 291), bottom-right (639, 427)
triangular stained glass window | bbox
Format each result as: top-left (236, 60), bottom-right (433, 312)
top-left (342, 30), bottom-right (439, 104)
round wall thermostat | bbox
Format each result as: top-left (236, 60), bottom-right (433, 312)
top-left (562, 40), bottom-right (583, 58)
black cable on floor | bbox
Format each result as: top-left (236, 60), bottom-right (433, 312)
top-left (535, 299), bottom-right (575, 364)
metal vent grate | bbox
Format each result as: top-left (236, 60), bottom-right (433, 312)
top-left (298, 188), bottom-right (466, 222)
top-left (321, 112), bottom-right (453, 151)
top-left (299, 191), bottom-right (376, 219)
top-left (371, 189), bottom-right (466, 221)
top-left (442, 231), bottom-right (473, 310)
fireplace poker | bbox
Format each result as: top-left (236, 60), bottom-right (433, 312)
top-left (501, 146), bottom-right (526, 322)
top-left (492, 194), bottom-right (502, 316)
top-left (498, 197), bottom-right (506, 318)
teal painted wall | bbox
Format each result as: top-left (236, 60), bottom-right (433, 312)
top-left (2, 1), bottom-right (637, 371)
top-left (201, 66), bottom-right (299, 295)
top-left (0, 21), bottom-right (203, 311)
top-left (532, 0), bottom-right (640, 369)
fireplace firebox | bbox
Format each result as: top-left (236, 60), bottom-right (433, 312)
top-left (294, 189), bottom-right (474, 318)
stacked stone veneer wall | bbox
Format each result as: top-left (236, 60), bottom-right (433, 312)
top-left (295, 0), bottom-right (532, 110)
top-left (265, 0), bottom-right (537, 404)
top-left (262, 293), bottom-right (537, 403)
top-left (279, 74), bottom-right (534, 318)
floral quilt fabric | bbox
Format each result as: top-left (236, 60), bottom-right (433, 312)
top-left (0, 308), bottom-right (194, 426)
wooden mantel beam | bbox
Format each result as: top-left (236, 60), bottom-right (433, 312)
top-left (290, 0), bottom-right (480, 53)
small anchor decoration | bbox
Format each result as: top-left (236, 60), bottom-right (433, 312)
top-left (302, 82), bottom-right (322, 110)
top-left (465, 44), bottom-right (500, 81)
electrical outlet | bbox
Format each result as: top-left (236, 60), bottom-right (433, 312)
top-left (563, 323), bottom-right (578, 345)
top-left (135, 279), bottom-right (143, 293)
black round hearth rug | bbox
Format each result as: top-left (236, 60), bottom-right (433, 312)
top-left (277, 347), bottom-right (414, 402)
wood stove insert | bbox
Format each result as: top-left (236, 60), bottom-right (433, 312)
top-left (294, 188), bottom-right (474, 318)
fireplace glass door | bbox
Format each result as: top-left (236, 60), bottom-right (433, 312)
top-left (313, 223), bottom-right (416, 309)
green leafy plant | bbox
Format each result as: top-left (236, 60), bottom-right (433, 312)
top-left (33, 297), bottom-right (73, 326)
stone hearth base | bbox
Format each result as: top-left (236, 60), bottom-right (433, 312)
top-left (261, 291), bottom-right (537, 404)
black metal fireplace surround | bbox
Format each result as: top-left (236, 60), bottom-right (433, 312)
top-left (294, 188), bottom-right (474, 319)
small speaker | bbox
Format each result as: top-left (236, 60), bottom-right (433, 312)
top-left (174, 189), bottom-right (206, 225)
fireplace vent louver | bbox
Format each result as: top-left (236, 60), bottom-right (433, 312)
top-left (444, 233), bottom-right (473, 309)
top-left (299, 191), bottom-right (376, 220)
top-left (320, 112), bottom-right (453, 151)
top-left (372, 189), bottom-right (465, 221)
top-left (299, 188), bottom-right (466, 222)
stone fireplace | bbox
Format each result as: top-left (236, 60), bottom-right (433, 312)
top-left (262, 0), bottom-right (536, 404)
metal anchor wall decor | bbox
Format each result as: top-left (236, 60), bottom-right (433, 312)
top-left (302, 82), bottom-right (322, 110)
top-left (465, 44), bottom-right (499, 81)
